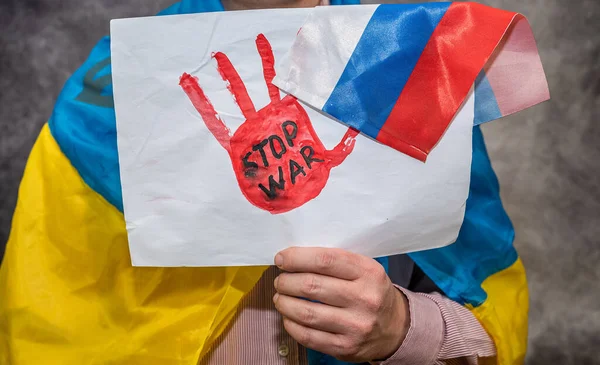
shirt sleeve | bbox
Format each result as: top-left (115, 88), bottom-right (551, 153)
top-left (380, 287), bottom-right (496, 365)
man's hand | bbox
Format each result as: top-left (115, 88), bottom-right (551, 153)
top-left (273, 247), bottom-right (410, 363)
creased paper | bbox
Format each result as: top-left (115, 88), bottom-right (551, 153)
top-left (111, 8), bottom-right (473, 267)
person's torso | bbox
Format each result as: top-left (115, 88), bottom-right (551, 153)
top-left (199, 255), bottom-right (439, 365)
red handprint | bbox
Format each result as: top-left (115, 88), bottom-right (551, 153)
top-left (179, 34), bottom-right (358, 214)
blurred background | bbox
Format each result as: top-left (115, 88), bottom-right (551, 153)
top-left (0, 0), bottom-right (598, 364)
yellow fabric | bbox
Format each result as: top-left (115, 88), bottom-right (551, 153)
top-left (468, 258), bottom-right (529, 365)
top-left (0, 125), bottom-right (267, 365)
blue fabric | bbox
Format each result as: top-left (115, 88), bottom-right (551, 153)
top-left (48, 0), bottom-right (225, 211)
top-left (157, 0), bottom-right (224, 15)
top-left (474, 70), bottom-right (503, 125)
top-left (48, 0), bottom-right (515, 363)
top-left (408, 126), bottom-right (517, 307)
top-left (49, 38), bottom-right (122, 209)
top-left (308, 350), bottom-right (359, 365)
top-left (322, 3), bottom-right (450, 139)
top-left (374, 256), bottom-right (389, 272)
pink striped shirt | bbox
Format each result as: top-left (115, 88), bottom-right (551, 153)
top-left (200, 266), bottom-right (496, 365)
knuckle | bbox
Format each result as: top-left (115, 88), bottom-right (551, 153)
top-left (300, 306), bottom-right (316, 325)
top-left (336, 338), bottom-right (359, 358)
top-left (297, 328), bottom-right (312, 346)
top-left (300, 275), bottom-right (320, 296)
top-left (363, 293), bottom-right (385, 313)
top-left (356, 317), bottom-right (377, 337)
top-left (370, 264), bottom-right (388, 283)
top-left (315, 251), bottom-right (336, 270)
top-left (283, 318), bottom-right (311, 348)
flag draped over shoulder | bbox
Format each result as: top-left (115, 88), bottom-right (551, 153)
top-left (1, 1), bottom-right (540, 365)
top-left (0, 3), bottom-right (267, 365)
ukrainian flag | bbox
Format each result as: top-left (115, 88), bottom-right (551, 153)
top-left (1, 1), bottom-right (529, 364)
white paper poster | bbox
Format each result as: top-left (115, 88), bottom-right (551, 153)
top-left (110, 8), bottom-right (473, 267)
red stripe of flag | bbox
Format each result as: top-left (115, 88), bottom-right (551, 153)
top-left (376, 2), bottom-right (517, 162)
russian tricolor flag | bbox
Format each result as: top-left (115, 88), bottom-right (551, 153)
top-left (274, 2), bottom-right (549, 161)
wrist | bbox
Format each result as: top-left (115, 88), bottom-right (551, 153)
top-left (378, 288), bottom-right (445, 365)
top-left (374, 287), bottom-right (411, 361)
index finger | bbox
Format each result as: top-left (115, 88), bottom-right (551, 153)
top-left (275, 247), bottom-right (364, 280)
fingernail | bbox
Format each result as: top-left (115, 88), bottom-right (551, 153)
top-left (273, 293), bottom-right (279, 303)
top-left (274, 276), bottom-right (279, 289)
top-left (275, 254), bottom-right (283, 268)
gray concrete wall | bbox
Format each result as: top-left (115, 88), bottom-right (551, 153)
top-left (1, 1), bottom-right (598, 363)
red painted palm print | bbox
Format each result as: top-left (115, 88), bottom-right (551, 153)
top-left (179, 34), bottom-right (358, 214)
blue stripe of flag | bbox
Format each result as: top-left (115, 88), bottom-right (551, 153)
top-left (322, 3), bottom-right (450, 139)
top-left (330, 0), bottom-right (361, 4)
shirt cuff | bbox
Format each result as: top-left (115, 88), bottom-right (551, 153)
top-left (378, 286), bottom-right (444, 365)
